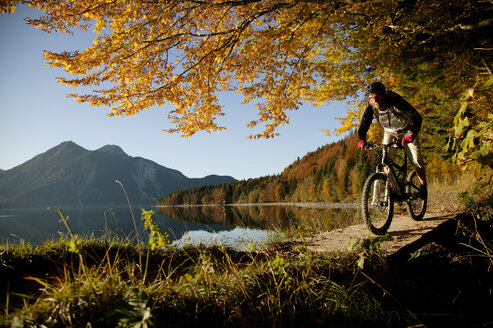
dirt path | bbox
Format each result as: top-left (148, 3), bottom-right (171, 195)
top-left (301, 190), bottom-right (463, 254)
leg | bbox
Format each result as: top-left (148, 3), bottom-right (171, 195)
top-left (405, 134), bottom-right (428, 218)
top-left (382, 131), bottom-right (397, 179)
top-left (416, 166), bottom-right (427, 185)
top-left (405, 134), bottom-right (426, 185)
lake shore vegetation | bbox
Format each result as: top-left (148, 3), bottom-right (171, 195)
top-left (1, 204), bottom-right (492, 327)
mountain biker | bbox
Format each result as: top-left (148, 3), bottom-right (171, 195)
top-left (357, 82), bottom-right (427, 190)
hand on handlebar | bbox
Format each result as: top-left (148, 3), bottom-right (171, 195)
top-left (402, 135), bottom-right (413, 146)
top-left (361, 139), bottom-right (407, 150)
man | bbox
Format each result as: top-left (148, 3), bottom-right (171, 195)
top-left (357, 82), bottom-right (427, 187)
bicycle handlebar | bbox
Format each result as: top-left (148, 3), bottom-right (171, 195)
top-left (364, 139), bottom-right (404, 150)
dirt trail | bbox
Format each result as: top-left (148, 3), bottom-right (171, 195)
top-left (301, 190), bottom-right (463, 254)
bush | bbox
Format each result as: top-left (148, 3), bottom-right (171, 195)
top-left (458, 170), bottom-right (493, 223)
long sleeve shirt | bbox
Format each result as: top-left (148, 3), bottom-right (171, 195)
top-left (358, 91), bottom-right (422, 141)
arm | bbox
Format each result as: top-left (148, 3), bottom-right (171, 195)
top-left (358, 105), bottom-right (374, 141)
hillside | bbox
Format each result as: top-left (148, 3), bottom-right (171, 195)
top-left (0, 141), bottom-right (236, 208)
top-left (160, 133), bottom-right (375, 205)
top-left (160, 125), bottom-right (468, 206)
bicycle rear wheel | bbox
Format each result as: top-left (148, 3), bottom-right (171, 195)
top-left (362, 173), bottom-right (394, 235)
top-left (405, 170), bottom-right (427, 221)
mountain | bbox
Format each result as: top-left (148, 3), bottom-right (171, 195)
top-left (0, 141), bottom-right (236, 208)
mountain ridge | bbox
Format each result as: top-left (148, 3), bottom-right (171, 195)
top-left (0, 141), bottom-right (236, 208)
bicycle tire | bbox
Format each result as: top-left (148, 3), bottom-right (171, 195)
top-left (362, 172), bottom-right (394, 235)
top-left (405, 170), bottom-right (427, 221)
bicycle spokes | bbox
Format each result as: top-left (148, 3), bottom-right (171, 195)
top-left (362, 173), bottom-right (394, 235)
top-left (405, 170), bottom-right (427, 221)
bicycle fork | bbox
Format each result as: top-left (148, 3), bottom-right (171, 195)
top-left (371, 174), bottom-right (390, 206)
top-left (376, 161), bottom-right (405, 202)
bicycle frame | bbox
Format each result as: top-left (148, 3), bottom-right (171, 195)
top-left (362, 139), bottom-right (427, 234)
top-left (371, 141), bottom-right (408, 201)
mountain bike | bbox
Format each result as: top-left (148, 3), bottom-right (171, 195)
top-left (361, 139), bottom-right (427, 235)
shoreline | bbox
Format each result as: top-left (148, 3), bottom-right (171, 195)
top-left (156, 201), bottom-right (360, 209)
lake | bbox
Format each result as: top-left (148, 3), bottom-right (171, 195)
top-left (0, 203), bottom-right (361, 250)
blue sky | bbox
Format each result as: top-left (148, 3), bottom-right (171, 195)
top-left (0, 5), bottom-right (349, 181)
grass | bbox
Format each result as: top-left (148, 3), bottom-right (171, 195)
top-left (3, 226), bottom-right (491, 327)
top-left (427, 171), bottom-right (474, 193)
top-left (0, 235), bottom-right (419, 328)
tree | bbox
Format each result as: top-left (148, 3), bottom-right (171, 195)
top-left (3, 1), bottom-right (491, 144)
top-left (275, 181), bottom-right (287, 201)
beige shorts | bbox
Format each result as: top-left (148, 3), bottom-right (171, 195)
top-left (383, 131), bottom-right (425, 169)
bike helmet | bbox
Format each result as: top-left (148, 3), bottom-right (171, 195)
top-left (366, 82), bottom-right (386, 96)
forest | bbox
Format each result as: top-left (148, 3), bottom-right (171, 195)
top-left (159, 130), bottom-right (462, 205)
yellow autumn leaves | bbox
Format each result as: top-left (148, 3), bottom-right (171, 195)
top-left (4, 0), bottom-right (382, 138)
top-left (7, 0), bottom-right (485, 140)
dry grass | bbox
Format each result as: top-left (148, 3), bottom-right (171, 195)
top-left (0, 235), bottom-right (418, 328)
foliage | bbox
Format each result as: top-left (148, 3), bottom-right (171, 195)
top-left (2, 1), bottom-right (491, 141)
top-left (458, 174), bottom-right (493, 223)
top-left (445, 76), bottom-right (493, 179)
top-left (141, 209), bottom-right (171, 250)
top-left (347, 234), bottom-right (393, 269)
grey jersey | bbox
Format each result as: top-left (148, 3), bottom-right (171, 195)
top-left (376, 105), bottom-right (412, 134)
top-left (358, 91), bottom-right (422, 141)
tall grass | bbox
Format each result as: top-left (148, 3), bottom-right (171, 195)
top-left (0, 233), bottom-right (417, 327)
top-left (2, 208), bottom-right (493, 327)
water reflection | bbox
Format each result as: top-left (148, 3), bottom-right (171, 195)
top-left (0, 204), bottom-right (361, 249)
top-left (174, 227), bottom-right (276, 251)
top-left (158, 203), bottom-right (361, 236)
top-left (0, 207), bottom-right (232, 246)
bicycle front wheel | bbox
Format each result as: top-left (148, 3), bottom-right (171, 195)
top-left (362, 173), bottom-right (394, 235)
top-left (405, 170), bottom-right (427, 221)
